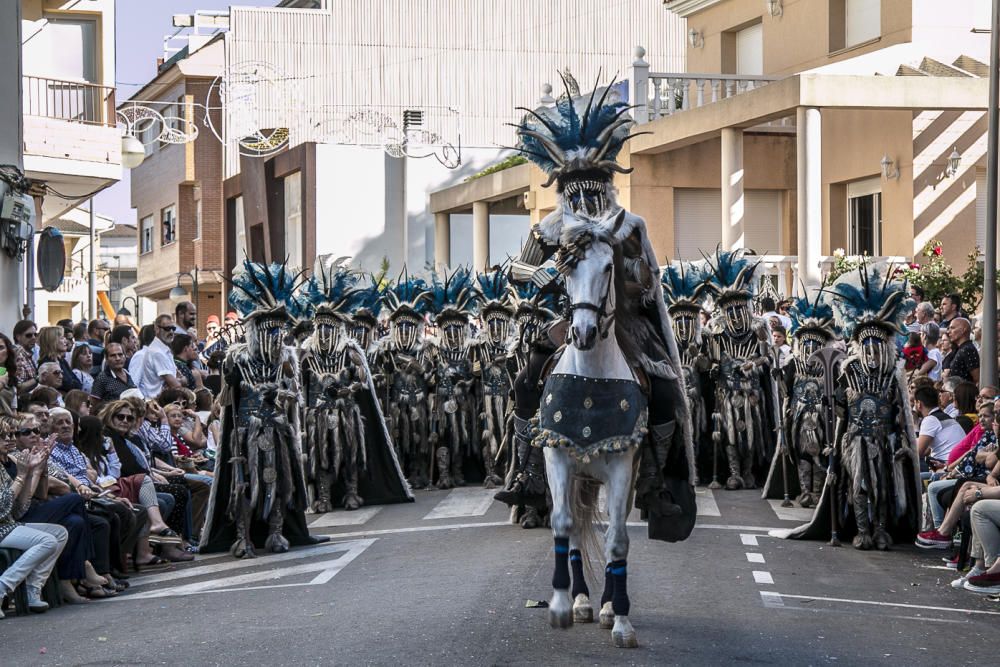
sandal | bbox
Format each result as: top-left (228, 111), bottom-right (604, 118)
top-left (134, 555), bottom-right (171, 572)
top-left (76, 582), bottom-right (115, 599)
top-left (148, 528), bottom-right (183, 545)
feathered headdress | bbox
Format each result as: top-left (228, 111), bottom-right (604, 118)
top-left (349, 276), bottom-right (384, 326)
top-left (702, 247), bottom-right (764, 304)
top-left (476, 269), bottom-right (513, 316)
top-left (510, 272), bottom-right (563, 321)
top-left (511, 72), bottom-right (640, 188)
top-left (829, 260), bottom-right (914, 341)
top-left (228, 259), bottom-right (303, 321)
top-left (381, 271), bottom-right (432, 321)
top-left (430, 266), bottom-right (479, 324)
top-left (661, 260), bottom-right (710, 313)
top-left (300, 255), bottom-right (359, 321)
top-left (788, 292), bottom-right (837, 340)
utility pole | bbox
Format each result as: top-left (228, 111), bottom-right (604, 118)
top-left (983, 0), bottom-right (999, 387)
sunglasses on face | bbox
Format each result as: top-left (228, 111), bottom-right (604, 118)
top-left (24, 332), bottom-right (37, 339)
top-left (18, 428), bottom-right (40, 436)
top-left (113, 413), bottom-right (135, 423)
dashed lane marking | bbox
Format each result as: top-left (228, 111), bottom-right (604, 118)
top-left (752, 570), bottom-right (774, 585)
top-left (695, 487), bottom-right (721, 517)
top-left (764, 592), bottom-right (1000, 617)
top-left (760, 591), bottom-right (784, 608)
top-left (422, 488), bottom-right (497, 520)
top-left (309, 506), bottom-right (382, 528)
top-left (746, 552), bottom-right (765, 564)
top-left (740, 533), bottom-right (760, 546)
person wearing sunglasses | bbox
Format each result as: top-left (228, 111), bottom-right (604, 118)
top-left (134, 315), bottom-right (181, 399)
top-left (0, 333), bottom-right (19, 414)
top-left (37, 326), bottom-right (83, 394)
top-left (12, 320), bottom-right (39, 391)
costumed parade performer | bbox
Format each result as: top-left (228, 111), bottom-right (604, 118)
top-left (373, 275), bottom-right (435, 489)
top-left (506, 73), bottom-right (697, 544)
top-left (775, 261), bottom-right (921, 549)
top-left (703, 248), bottom-right (781, 491)
top-left (298, 257), bottom-right (412, 513)
top-left (201, 260), bottom-right (326, 558)
top-left (347, 276), bottom-right (384, 368)
top-left (427, 268), bottom-right (481, 489)
top-left (472, 269), bottom-right (517, 488)
top-left (660, 260), bottom-right (713, 484)
top-left (493, 278), bottom-right (563, 528)
top-left (761, 292), bottom-right (839, 507)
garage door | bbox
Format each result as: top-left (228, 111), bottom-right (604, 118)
top-left (673, 189), bottom-right (782, 260)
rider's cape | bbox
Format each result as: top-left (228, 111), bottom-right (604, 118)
top-left (535, 207), bottom-right (698, 542)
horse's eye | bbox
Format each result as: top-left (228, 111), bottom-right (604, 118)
top-left (604, 264), bottom-right (613, 274)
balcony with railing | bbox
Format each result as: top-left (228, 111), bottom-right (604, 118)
top-left (22, 76), bottom-right (116, 127)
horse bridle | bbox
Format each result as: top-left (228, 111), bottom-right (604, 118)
top-left (566, 264), bottom-right (615, 342)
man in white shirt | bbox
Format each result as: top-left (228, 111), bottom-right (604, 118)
top-left (915, 386), bottom-right (966, 463)
top-left (135, 314), bottom-right (181, 399)
top-left (908, 301), bottom-right (935, 333)
top-left (759, 296), bottom-right (792, 332)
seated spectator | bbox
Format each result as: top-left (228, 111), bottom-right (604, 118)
top-left (953, 381), bottom-right (979, 433)
top-left (939, 379), bottom-right (959, 418)
top-left (92, 342), bottom-right (136, 404)
top-left (30, 383), bottom-right (63, 409)
top-left (171, 333), bottom-right (204, 391)
top-left (86, 319), bottom-right (110, 373)
top-left (108, 325), bottom-right (139, 365)
top-left (915, 386), bottom-right (966, 465)
top-left (903, 332), bottom-right (928, 373)
top-left (37, 326), bottom-right (82, 394)
top-left (23, 402), bottom-right (50, 437)
top-left (0, 333), bottom-right (17, 415)
top-left (0, 418), bottom-right (67, 617)
top-left (64, 390), bottom-right (92, 417)
top-left (70, 344), bottom-right (95, 393)
top-left (921, 322), bottom-right (944, 381)
top-left (11, 320), bottom-right (39, 393)
top-left (963, 495), bottom-right (1000, 593)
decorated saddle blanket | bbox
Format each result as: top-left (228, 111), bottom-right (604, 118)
top-left (532, 373), bottom-right (647, 462)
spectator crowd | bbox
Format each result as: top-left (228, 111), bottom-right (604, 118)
top-left (0, 301), bottom-right (230, 618)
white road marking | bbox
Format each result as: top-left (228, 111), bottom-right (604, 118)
top-left (423, 488), bottom-right (497, 520)
top-left (766, 499), bottom-right (816, 522)
top-left (694, 524), bottom-right (780, 532)
top-left (760, 591), bottom-right (784, 608)
top-left (309, 506), bottom-right (382, 528)
top-left (118, 539), bottom-right (375, 600)
top-left (768, 592), bottom-right (1000, 617)
top-left (746, 552), bottom-right (765, 564)
top-left (740, 533), bottom-right (759, 546)
top-left (752, 570), bottom-right (774, 585)
top-left (695, 487), bottom-right (721, 517)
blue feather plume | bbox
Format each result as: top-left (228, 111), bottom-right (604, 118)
top-left (788, 295), bottom-right (836, 338)
top-left (382, 274), bottom-right (432, 317)
top-left (350, 277), bottom-right (384, 319)
top-left (431, 266), bottom-right (478, 319)
top-left (476, 270), bottom-right (510, 307)
top-left (703, 248), bottom-right (762, 299)
top-left (228, 259), bottom-right (302, 318)
top-left (661, 260), bottom-right (709, 309)
top-left (830, 261), bottom-right (914, 340)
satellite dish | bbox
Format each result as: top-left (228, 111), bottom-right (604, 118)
top-left (37, 226), bottom-right (66, 292)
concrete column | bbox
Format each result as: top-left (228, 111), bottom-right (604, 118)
top-left (0, 2), bottom-right (24, 333)
top-left (796, 107), bottom-right (823, 289)
top-left (434, 212), bottom-right (451, 270)
top-left (720, 127), bottom-right (744, 250)
top-left (472, 201), bottom-right (490, 270)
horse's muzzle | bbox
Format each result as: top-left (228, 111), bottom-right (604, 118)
top-left (571, 323), bottom-right (597, 350)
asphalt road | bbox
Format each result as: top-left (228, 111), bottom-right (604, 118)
top-left (4, 486), bottom-right (997, 666)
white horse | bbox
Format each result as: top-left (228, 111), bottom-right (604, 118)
top-left (538, 213), bottom-right (644, 648)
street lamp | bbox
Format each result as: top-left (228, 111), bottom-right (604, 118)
top-left (767, 0), bottom-right (783, 18)
top-left (117, 295), bottom-right (139, 320)
top-left (688, 28), bottom-right (704, 49)
top-left (944, 147), bottom-right (962, 178)
top-left (121, 134), bottom-right (145, 169)
top-left (170, 267), bottom-right (200, 306)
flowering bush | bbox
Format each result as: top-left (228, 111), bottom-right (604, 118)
top-left (899, 240), bottom-right (959, 306)
top-left (824, 248), bottom-right (864, 282)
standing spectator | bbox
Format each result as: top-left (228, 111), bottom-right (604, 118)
top-left (915, 386), bottom-right (967, 464)
top-left (135, 316), bottom-right (180, 399)
top-left (205, 315), bottom-right (221, 346)
top-left (940, 293), bottom-right (965, 329)
top-left (0, 333), bottom-right (18, 415)
top-left (760, 296), bottom-right (792, 331)
top-left (911, 285), bottom-right (925, 304)
top-left (71, 321), bottom-right (88, 349)
top-left (109, 325), bottom-right (139, 365)
top-left (224, 311), bottom-right (238, 327)
top-left (903, 332), bottom-right (927, 373)
top-left (771, 326), bottom-right (791, 368)
top-left (922, 322), bottom-right (944, 381)
top-left (171, 334), bottom-right (204, 391)
top-left (37, 326), bottom-right (83, 393)
top-left (905, 286), bottom-right (925, 330)
top-left (11, 320), bottom-right (39, 391)
top-left (909, 301), bottom-right (935, 333)
top-left (943, 318), bottom-right (980, 385)
top-left (127, 324), bottom-right (155, 386)
top-left (70, 345), bottom-right (95, 394)
top-left (92, 343), bottom-right (136, 403)
top-left (86, 319), bottom-right (110, 374)
top-left (174, 301), bottom-right (197, 336)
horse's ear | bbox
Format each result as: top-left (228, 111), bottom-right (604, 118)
top-left (610, 209), bottom-right (626, 237)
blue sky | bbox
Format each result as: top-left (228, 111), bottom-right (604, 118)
top-left (95, 0), bottom-right (234, 226)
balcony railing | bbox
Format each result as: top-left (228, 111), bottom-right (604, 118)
top-left (631, 47), bottom-right (776, 124)
top-left (758, 254), bottom-right (909, 297)
top-left (22, 76), bottom-right (116, 127)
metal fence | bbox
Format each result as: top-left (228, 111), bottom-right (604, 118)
top-left (22, 75), bottom-right (116, 126)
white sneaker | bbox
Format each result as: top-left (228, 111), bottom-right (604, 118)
top-left (27, 587), bottom-right (49, 613)
top-left (951, 566), bottom-right (985, 589)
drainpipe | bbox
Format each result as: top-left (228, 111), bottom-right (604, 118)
top-left (89, 198), bottom-right (97, 321)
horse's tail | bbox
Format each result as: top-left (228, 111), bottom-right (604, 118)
top-left (570, 475), bottom-right (604, 581)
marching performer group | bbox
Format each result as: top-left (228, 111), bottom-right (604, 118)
top-left (200, 72), bottom-right (921, 565)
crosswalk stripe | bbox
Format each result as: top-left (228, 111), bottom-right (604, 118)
top-left (422, 488), bottom-right (497, 520)
top-left (766, 499), bottom-right (815, 522)
top-left (309, 506), bottom-right (382, 528)
top-left (695, 487), bottom-right (721, 517)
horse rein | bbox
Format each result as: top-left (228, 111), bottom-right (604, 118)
top-left (566, 266), bottom-right (615, 341)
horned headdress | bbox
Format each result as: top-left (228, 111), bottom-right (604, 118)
top-left (661, 260), bottom-right (710, 315)
top-left (228, 258), bottom-right (303, 323)
top-left (301, 256), bottom-right (360, 323)
top-left (430, 267), bottom-right (479, 326)
top-left (788, 293), bottom-right (838, 342)
top-left (829, 260), bottom-right (914, 343)
top-left (702, 247), bottom-right (764, 305)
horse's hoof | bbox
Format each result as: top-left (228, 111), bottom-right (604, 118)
top-left (482, 475), bottom-right (503, 490)
top-left (572, 594), bottom-right (593, 623)
top-left (549, 590), bottom-right (573, 629)
top-left (798, 494), bottom-right (814, 509)
top-left (312, 500), bottom-right (332, 514)
top-left (265, 533), bottom-right (290, 554)
top-left (725, 475), bottom-right (743, 490)
top-left (436, 476), bottom-right (453, 491)
top-left (229, 540), bottom-right (256, 559)
top-left (874, 528), bottom-right (892, 551)
top-left (612, 616), bottom-right (638, 648)
top-left (599, 601), bottom-right (615, 629)
top-left (852, 534), bottom-right (874, 551)
top-left (343, 494), bottom-right (363, 511)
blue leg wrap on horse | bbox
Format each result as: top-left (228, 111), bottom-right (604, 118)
top-left (601, 564), bottom-right (613, 605)
top-left (569, 549), bottom-right (589, 598)
top-left (552, 537), bottom-right (570, 590)
top-left (610, 559), bottom-right (630, 616)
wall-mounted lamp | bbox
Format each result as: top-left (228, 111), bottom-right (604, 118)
top-left (688, 28), bottom-right (704, 49)
top-left (880, 154), bottom-right (900, 180)
top-left (767, 0), bottom-right (783, 17)
top-left (944, 147), bottom-right (961, 178)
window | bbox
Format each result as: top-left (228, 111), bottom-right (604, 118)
top-left (735, 22), bottom-right (763, 76)
top-left (284, 172), bottom-right (303, 268)
top-left (161, 205), bottom-right (177, 246)
top-left (195, 198), bottom-right (203, 240)
top-left (140, 215), bottom-right (154, 254)
top-left (847, 178), bottom-right (882, 256)
top-left (22, 16), bottom-right (97, 82)
top-left (233, 196), bottom-right (247, 263)
top-left (845, 0), bottom-right (880, 46)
